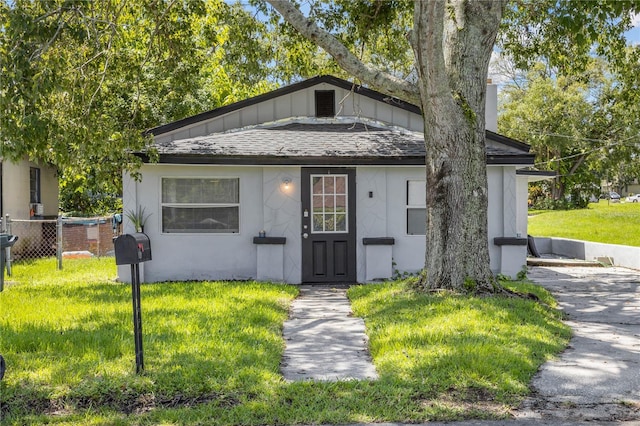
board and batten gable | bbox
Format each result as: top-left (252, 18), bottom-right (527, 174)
top-left (150, 75), bottom-right (498, 143)
top-left (153, 87), bottom-right (422, 145)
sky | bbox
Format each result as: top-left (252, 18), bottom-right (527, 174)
top-left (625, 13), bottom-right (640, 45)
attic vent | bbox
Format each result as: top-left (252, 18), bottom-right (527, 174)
top-left (315, 90), bottom-right (335, 117)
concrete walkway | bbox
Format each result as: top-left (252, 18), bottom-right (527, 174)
top-left (281, 285), bottom-right (378, 381)
top-left (516, 266), bottom-right (640, 422)
top-left (280, 267), bottom-right (640, 423)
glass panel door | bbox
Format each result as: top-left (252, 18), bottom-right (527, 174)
top-left (311, 174), bottom-right (348, 233)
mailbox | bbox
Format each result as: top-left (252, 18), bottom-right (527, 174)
top-left (114, 233), bottom-right (152, 265)
top-left (1, 234), bottom-right (18, 292)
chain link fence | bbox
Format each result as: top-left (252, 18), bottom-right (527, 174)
top-left (1, 215), bottom-right (121, 273)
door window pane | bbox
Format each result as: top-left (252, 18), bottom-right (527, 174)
top-left (312, 177), bottom-right (323, 194)
top-left (313, 214), bottom-right (323, 232)
top-left (325, 214), bottom-right (335, 232)
top-left (323, 177), bottom-right (334, 193)
top-left (335, 176), bottom-right (346, 194)
top-left (310, 174), bottom-right (349, 233)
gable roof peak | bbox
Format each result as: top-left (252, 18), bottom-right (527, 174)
top-left (147, 75), bottom-right (421, 137)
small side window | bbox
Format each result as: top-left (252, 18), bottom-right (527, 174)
top-left (406, 180), bottom-right (426, 235)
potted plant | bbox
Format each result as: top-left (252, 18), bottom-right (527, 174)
top-left (124, 206), bottom-right (151, 233)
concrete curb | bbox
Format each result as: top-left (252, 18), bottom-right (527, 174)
top-left (533, 237), bottom-right (640, 270)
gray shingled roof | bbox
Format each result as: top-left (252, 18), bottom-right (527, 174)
top-left (153, 120), bottom-right (530, 162)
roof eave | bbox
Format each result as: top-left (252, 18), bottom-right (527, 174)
top-left (485, 130), bottom-right (531, 153)
top-left (136, 152), bottom-right (534, 167)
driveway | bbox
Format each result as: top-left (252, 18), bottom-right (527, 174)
top-left (516, 266), bottom-right (640, 422)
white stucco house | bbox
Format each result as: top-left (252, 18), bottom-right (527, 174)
top-left (120, 75), bottom-right (536, 284)
top-left (1, 157), bottom-right (58, 221)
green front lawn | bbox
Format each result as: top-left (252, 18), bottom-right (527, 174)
top-left (528, 201), bottom-right (640, 246)
top-left (1, 258), bottom-right (570, 425)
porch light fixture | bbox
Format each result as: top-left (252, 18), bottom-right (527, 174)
top-left (282, 177), bottom-right (291, 190)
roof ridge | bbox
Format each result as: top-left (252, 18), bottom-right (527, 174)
top-left (219, 116), bottom-right (423, 137)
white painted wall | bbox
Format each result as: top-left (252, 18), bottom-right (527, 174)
top-left (516, 176), bottom-right (529, 238)
top-left (355, 165), bottom-right (520, 281)
top-left (487, 165), bottom-right (527, 278)
top-left (1, 157), bottom-right (58, 219)
top-left (122, 163), bottom-right (524, 283)
top-left (120, 165), bottom-right (261, 282)
top-left (119, 165), bottom-right (304, 283)
top-left (261, 167), bottom-right (302, 283)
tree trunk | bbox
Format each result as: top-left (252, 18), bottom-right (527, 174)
top-left (266, 0), bottom-right (506, 293)
top-left (412, 1), bottom-right (505, 292)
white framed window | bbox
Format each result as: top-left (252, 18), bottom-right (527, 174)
top-left (407, 180), bottom-right (426, 235)
top-left (161, 177), bottom-right (239, 234)
top-left (311, 174), bottom-right (348, 233)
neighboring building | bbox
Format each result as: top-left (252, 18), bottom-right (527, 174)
top-left (120, 75), bottom-right (535, 284)
top-left (0, 157), bottom-right (58, 220)
top-left (620, 179), bottom-right (640, 197)
top-left (1, 157), bottom-right (59, 259)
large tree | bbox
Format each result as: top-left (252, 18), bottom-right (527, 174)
top-left (259, 0), bottom-right (640, 293)
top-left (0, 0), bottom-right (335, 214)
top-left (500, 65), bottom-right (597, 204)
top-left (263, 0), bottom-right (504, 293)
top-left (500, 60), bottom-right (640, 207)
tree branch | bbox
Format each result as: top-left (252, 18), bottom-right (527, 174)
top-left (265, 0), bottom-right (420, 105)
top-left (412, 0), bottom-right (448, 99)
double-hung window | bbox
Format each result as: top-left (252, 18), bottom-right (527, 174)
top-left (161, 177), bottom-right (239, 233)
top-left (406, 180), bottom-right (426, 235)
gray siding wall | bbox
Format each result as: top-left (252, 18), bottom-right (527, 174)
top-left (158, 82), bottom-right (423, 142)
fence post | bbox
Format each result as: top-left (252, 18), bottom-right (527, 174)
top-left (57, 216), bottom-right (63, 270)
top-left (97, 217), bottom-right (101, 257)
top-left (5, 214), bottom-right (11, 276)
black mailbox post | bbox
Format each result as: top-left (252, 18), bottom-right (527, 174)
top-left (114, 233), bottom-right (151, 374)
top-left (1, 234), bottom-right (18, 293)
top-left (0, 234), bottom-right (17, 380)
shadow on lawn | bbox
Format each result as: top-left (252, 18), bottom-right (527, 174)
top-left (1, 281), bottom-right (569, 424)
top-left (0, 282), bottom-right (293, 420)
